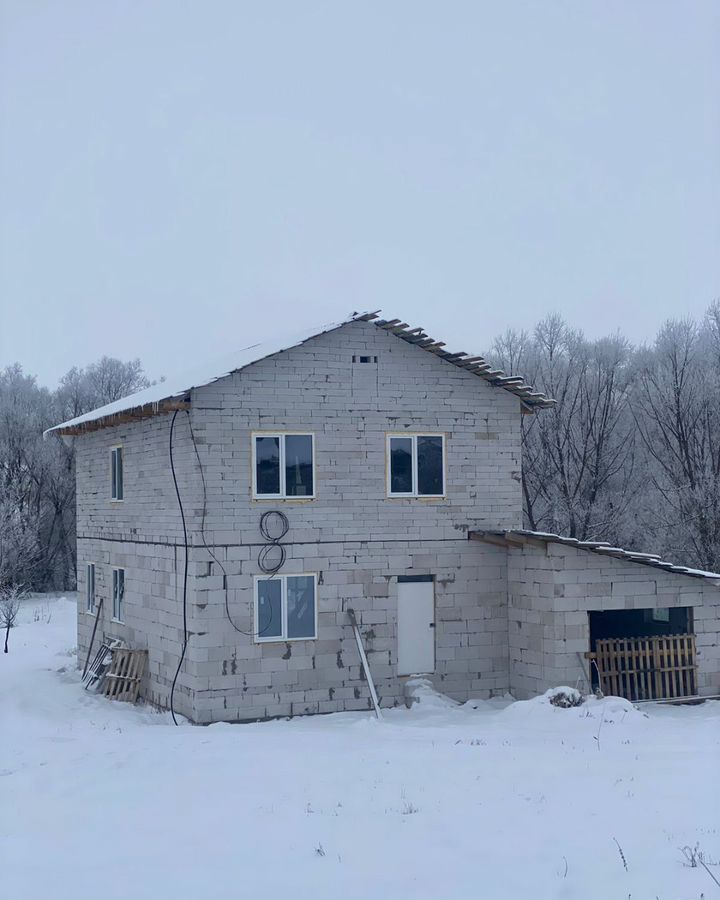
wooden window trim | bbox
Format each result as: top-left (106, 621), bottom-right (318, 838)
top-left (251, 432), bottom-right (316, 501)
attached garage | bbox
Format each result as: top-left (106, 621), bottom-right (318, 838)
top-left (471, 530), bottom-right (720, 702)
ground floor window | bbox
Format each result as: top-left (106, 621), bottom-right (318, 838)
top-left (86, 563), bottom-right (96, 613)
top-left (254, 574), bottom-right (317, 642)
top-left (112, 568), bottom-right (125, 622)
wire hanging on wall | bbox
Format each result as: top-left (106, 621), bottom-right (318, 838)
top-left (258, 510), bottom-right (289, 575)
top-left (168, 409), bottom-right (190, 726)
top-left (186, 415), bottom-right (282, 638)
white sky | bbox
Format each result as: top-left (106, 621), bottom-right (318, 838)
top-left (1, 1), bottom-right (718, 387)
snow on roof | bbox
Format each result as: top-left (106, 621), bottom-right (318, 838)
top-left (46, 311), bottom-right (554, 436)
top-left (45, 316), bottom-right (354, 436)
top-left (471, 529), bottom-right (720, 584)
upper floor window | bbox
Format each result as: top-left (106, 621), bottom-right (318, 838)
top-left (255, 573), bottom-right (317, 642)
top-left (387, 434), bottom-right (445, 497)
top-left (112, 567), bottom-right (125, 622)
top-left (253, 433), bottom-right (314, 499)
top-left (110, 446), bottom-right (124, 500)
top-left (86, 563), bottom-right (96, 613)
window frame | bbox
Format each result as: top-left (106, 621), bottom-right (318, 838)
top-left (112, 567), bottom-right (125, 622)
top-left (386, 433), bottom-right (446, 498)
top-left (251, 432), bottom-right (316, 500)
top-left (86, 562), bottom-right (96, 614)
top-left (110, 445), bottom-right (124, 501)
top-left (253, 573), bottom-right (318, 643)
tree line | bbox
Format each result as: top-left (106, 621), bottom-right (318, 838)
top-left (0, 358), bottom-right (149, 590)
top-left (1, 303), bottom-right (718, 592)
top-left (488, 301), bottom-right (720, 572)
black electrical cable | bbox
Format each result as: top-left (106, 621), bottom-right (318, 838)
top-left (169, 409), bottom-right (189, 726)
top-left (186, 415), bottom-right (282, 637)
top-left (258, 510), bottom-right (289, 575)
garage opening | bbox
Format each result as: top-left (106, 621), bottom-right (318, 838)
top-left (587, 608), bottom-right (697, 701)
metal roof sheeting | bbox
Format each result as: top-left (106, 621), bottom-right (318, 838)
top-left (471, 529), bottom-right (720, 585)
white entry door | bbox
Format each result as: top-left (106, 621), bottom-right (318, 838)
top-left (397, 578), bottom-right (435, 675)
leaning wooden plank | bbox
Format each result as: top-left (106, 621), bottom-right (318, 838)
top-left (347, 608), bottom-right (383, 720)
top-left (82, 598), bottom-right (104, 679)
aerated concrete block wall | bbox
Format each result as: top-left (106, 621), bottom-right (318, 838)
top-left (76, 412), bottom-right (199, 718)
top-left (185, 538), bottom-right (508, 722)
top-left (74, 319), bottom-right (523, 721)
top-left (507, 540), bottom-right (720, 698)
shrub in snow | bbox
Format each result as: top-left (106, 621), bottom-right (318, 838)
top-left (546, 687), bottom-right (585, 708)
top-left (1, 583), bottom-right (27, 653)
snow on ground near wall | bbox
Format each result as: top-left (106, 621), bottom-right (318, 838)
top-left (2, 597), bottom-right (719, 900)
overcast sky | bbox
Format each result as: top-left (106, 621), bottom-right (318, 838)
top-left (1, 1), bottom-right (718, 388)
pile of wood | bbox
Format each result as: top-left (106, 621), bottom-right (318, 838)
top-left (83, 640), bottom-right (147, 704)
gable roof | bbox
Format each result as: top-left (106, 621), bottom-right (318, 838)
top-left (470, 529), bottom-right (720, 585)
top-left (45, 311), bottom-right (554, 437)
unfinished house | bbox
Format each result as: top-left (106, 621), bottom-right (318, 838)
top-left (46, 313), bottom-right (720, 722)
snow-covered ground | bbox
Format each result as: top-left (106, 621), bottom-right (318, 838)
top-left (2, 596), bottom-right (719, 900)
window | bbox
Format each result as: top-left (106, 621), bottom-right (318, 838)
top-left (254, 574), bottom-right (317, 642)
top-left (387, 434), bottom-right (445, 497)
top-left (112, 568), bottom-right (125, 621)
top-left (86, 563), bottom-right (96, 613)
top-left (253, 433), bottom-right (314, 498)
top-left (110, 447), bottom-right (123, 500)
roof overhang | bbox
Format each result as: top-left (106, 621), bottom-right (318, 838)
top-left (52, 399), bottom-right (191, 437)
top-left (470, 529), bottom-right (720, 586)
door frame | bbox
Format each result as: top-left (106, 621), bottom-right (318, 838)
top-left (397, 574), bottom-right (436, 676)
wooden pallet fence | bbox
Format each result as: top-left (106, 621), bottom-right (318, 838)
top-left (103, 648), bottom-right (148, 703)
top-left (588, 633), bottom-right (697, 701)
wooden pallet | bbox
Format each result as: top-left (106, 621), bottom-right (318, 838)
top-left (103, 648), bottom-right (148, 703)
top-left (588, 633), bottom-right (697, 701)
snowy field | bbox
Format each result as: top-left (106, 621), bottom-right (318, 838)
top-left (2, 596), bottom-right (719, 900)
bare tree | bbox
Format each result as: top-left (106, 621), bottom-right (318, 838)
top-left (631, 310), bottom-right (720, 570)
top-left (1, 583), bottom-right (26, 653)
top-left (490, 315), bottom-right (637, 542)
top-left (0, 358), bottom-right (151, 591)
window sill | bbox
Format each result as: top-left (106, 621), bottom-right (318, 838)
top-left (386, 494), bottom-right (447, 501)
top-left (110, 499), bottom-right (124, 504)
top-left (254, 635), bottom-right (317, 645)
top-left (111, 618), bottom-right (125, 625)
top-left (252, 496), bottom-right (316, 503)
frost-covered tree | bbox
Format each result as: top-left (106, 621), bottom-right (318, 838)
top-left (488, 303), bottom-right (720, 570)
top-left (490, 315), bottom-right (637, 543)
top-left (1, 583), bottom-right (26, 653)
top-left (630, 307), bottom-right (720, 571)
top-left (0, 358), bottom-right (150, 590)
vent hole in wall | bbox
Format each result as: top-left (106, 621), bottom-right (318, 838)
top-left (353, 355), bottom-right (378, 364)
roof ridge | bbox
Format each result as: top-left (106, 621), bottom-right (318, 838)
top-left (46, 310), bottom-right (554, 436)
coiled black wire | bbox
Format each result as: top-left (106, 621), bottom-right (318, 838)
top-left (258, 510), bottom-right (289, 575)
top-left (186, 416), bottom-right (283, 637)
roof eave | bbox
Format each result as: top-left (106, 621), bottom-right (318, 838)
top-left (47, 397), bottom-right (191, 438)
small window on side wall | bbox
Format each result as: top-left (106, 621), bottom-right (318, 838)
top-left (86, 563), bottom-right (96, 613)
top-left (112, 568), bottom-right (125, 621)
top-left (255, 574), bottom-right (317, 641)
top-left (110, 447), bottom-right (124, 500)
top-left (387, 434), bottom-right (445, 497)
top-left (253, 433), bottom-right (314, 499)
